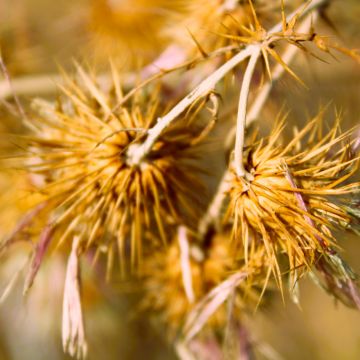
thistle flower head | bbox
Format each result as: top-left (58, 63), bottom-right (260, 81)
top-left (142, 232), bottom-right (234, 337)
top-left (141, 229), bottom-right (265, 339)
top-left (225, 114), bottom-right (360, 293)
top-left (9, 66), bottom-right (208, 273)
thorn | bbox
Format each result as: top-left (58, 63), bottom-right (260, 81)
top-left (248, 0), bottom-right (262, 31)
top-left (187, 29), bottom-right (208, 58)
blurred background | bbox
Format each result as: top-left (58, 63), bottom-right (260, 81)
top-left (0, 0), bottom-right (360, 359)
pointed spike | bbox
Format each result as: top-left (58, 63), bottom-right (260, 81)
top-left (248, 0), bottom-right (262, 31)
top-left (267, 47), bottom-right (307, 88)
top-left (187, 29), bottom-right (208, 58)
top-left (261, 47), bottom-right (272, 81)
top-left (288, 0), bottom-right (312, 31)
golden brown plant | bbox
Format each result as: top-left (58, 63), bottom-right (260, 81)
top-left (1, 1), bottom-right (360, 359)
top-left (142, 228), bottom-right (266, 339)
top-left (225, 114), bottom-right (360, 299)
top-left (6, 67), bottom-right (210, 274)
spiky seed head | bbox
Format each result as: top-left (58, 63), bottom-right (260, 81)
top-left (11, 67), bottom-right (208, 272)
top-left (225, 115), bottom-right (360, 291)
top-left (142, 232), bottom-right (233, 337)
top-left (141, 230), bottom-right (264, 338)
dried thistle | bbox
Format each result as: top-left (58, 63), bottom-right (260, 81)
top-left (142, 232), bottom-right (232, 338)
top-left (7, 66), bottom-right (209, 278)
top-left (0, 1), bottom-right (359, 359)
top-left (141, 228), bottom-right (266, 340)
top-left (225, 113), bottom-right (360, 299)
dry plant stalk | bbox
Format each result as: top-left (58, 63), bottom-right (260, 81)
top-left (0, 1), bottom-right (360, 359)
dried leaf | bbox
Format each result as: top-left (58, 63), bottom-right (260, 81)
top-left (183, 271), bottom-right (247, 342)
top-left (62, 237), bottom-right (87, 359)
top-left (23, 224), bottom-right (54, 295)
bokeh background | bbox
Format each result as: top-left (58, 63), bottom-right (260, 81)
top-left (0, 0), bottom-right (359, 359)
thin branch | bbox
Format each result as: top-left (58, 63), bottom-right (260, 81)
top-left (0, 73), bottom-right (62, 101)
top-left (234, 46), bottom-right (261, 178)
top-left (175, 342), bottom-right (196, 360)
top-left (0, 55), bottom-right (38, 132)
top-left (126, 0), bottom-right (329, 166)
top-left (198, 170), bottom-right (233, 236)
top-left (62, 236), bottom-right (87, 360)
top-left (23, 224), bottom-right (54, 295)
top-left (113, 44), bottom-right (239, 111)
top-left (225, 11), bottom-right (317, 147)
top-left (183, 271), bottom-right (248, 343)
top-left (0, 45), bottom-right (237, 102)
top-left (0, 256), bottom-right (30, 305)
top-left (178, 226), bottom-right (195, 304)
top-left (126, 47), bottom-right (254, 166)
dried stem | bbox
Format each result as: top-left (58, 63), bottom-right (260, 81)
top-left (62, 236), bottom-right (87, 359)
top-left (126, 0), bottom-right (328, 166)
top-left (126, 47), bottom-right (254, 166)
top-left (175, 342), bottom-right (196, 360)
top-left (0, 45), bottom-right (237, 102)
top-left (114, 44), bottom-right (239, 110)
top-left (200, 11), bottom-right (317, 237)
top-left (23, 224), bottom-right (54, 295)
top-left (234, 46), bottom-right (261, 179)
top-left (0, 73), bottom-right (62, 100)
top-left (183, 271), bottom-right (248, 342)
top-left (178, 226), bottom-right (195, 304)
top-left (198, 170), bottom-right (233, 236)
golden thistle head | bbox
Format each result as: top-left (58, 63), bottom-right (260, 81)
top-left (225, 114), bottom-right (360, 295)
top-left (9, 66), bottom-right (209, 272)
top-left (141, 228), bottom-right (266, 339)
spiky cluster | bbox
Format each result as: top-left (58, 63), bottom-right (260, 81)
top-left (142, 230), bottom-right (265, 338)
top-left (225, 116), bottom-right (360, 294)
top-left (141, 116), bottom-right (360, 341)
top-left (143, 233), bottom-right (230, 337)
top-left (15, 68), bottom-right (208, 270)
top-left (1, 1), bottom-right (360, 359)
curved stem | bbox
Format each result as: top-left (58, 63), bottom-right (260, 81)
top-left (234, 47), bottom-right (261, 178)
top-left (126, 0), bottom-right (327, 166)
top-left (126, 47), bottom-right (254, 166)
top-left (199, 12), bottom-right (317, 236)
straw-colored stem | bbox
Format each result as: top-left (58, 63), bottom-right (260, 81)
top-left (126, 47), bottom-right (254, 166)
top-left (0, 74), bottom-right (61, 100)
top-left (234, 46), bottom-right (261, 178)
top-left (247, 12), bottom-right (317, 124)
top-left (126, 0), bottom-right (328, 166)
top-left (198, 170), bottom-right (233, 236)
